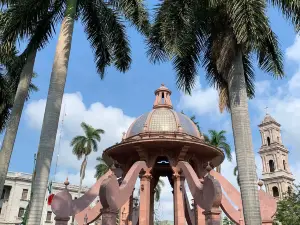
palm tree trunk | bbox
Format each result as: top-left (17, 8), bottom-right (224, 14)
top-left (26, 1), bottom-right (77, 224)
top-left (0, 50), bottom-right (37, 198)
top-left (227, 49), bottom-right (261, 225)
top-left (78, 156), bottom-right (87, 197)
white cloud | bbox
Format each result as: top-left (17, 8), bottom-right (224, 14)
top-left (24, 92), bottom-right (135, 184)
top-left (250, 34), bottom-right (300, 186)
top-left (178, 78), bottom-right (220, 116)
top-left (286, 35), bottom-right (300, 62)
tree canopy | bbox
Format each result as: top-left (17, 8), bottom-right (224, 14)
top-left (275, 186), bottom-right (300, 225)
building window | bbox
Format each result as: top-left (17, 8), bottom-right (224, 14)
top-left (269, 160), bottom-right (275, 172)
top-left (283, 160), bottom-right (286, 170)
top-left (18, 208), bottom-right (25, 218)
top-left (267, 137), bottom-right (271, 146)
top-left (46, 211), bottom-right (52, 221)
top-left (288, 186), bottom-right (292, 195)
top-left (0, 207), bottom-right (2, 214)
top-left (0, 189), bottom-right (5, 199)
top-left (272, 187), bottom-right (279, 197)
top-left (21, 189), bottom-right (28, 200)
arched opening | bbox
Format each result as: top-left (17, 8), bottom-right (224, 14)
top-left (267, 137), bottom-right (271, 146)
top-left (272, 186), bottom-right (279, 197)
top-left (283, 160), bottom-right (286, 170)
top-left (288, 186), bottom-right (292, 195)
top-left (269, 160), bottom-right (275, 172)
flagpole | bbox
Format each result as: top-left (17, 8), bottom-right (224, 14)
top-left (54, 103), bottom-right (67, 181)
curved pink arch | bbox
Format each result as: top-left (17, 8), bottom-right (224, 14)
top-left (100, 161), bottom-right (147, 210)
top-left (210, 170), bottom-right (242, 208)
top-left (177, 161), bottom-right (222, 211)
top-left (72, 170), bottom-right (112, 215)
top-left (210, 170), bottom-right (277, 224)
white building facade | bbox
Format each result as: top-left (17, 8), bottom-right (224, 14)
top-left (0, 172), bottom-right (87, 225)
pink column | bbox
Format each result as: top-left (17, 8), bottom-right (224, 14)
top-left (173, 174), bottom-right (185, 225)
top-left (195, 205), bottom-right (205, 225)
top-left (203, 208), bottom-right (221, 225)
top-left (54, 217), bottom-right (70, 225)
top-left (120, 198), bottom-right (131, 225)
top-left (101, 209), bottom-right (118, 225)
top-left (139, 173), bottom-right (152, 225)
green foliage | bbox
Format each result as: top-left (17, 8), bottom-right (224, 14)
top-left (274, 185), bottom-right (300, 225)
top-left (71, 122), bottom-right (104, 159)
top-left (223, 216), bottom-right (234, 225)
top-left (233, 165), bottom-right (240, 186)
top-left (0, 0), bottom-right (150, 77)
top-left (154, 179), bottom-right (165, 202)
top-left (0, 45), bottom-right (38, 132)
top-left (146, 0), bottom-right (299, 102)
top-left (94, 157), bottom-right (109, 179)
top-left (205, 130), bottom-right (232, 162)
top-left (21, 204), bottom-right (29, 225)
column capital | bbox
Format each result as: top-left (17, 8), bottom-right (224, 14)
top-left (101, 208), bottom-right (119, 215)
top-left (54, 217), bottom-right (70, 222)
top-left (172, 173), bottom-right (184, 180)
top-left (203, 208), bottom-right (222, 216)
top-left (139, 173), bottom-right (152, 181)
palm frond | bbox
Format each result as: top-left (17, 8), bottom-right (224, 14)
top-left (111, 0), bottom-right (150, 35)
top-left (0, 0), bottom-right (53, 42)
top-left (269, 0), bottom-right (300, 31)
top-left (21, 0), bottom-right (64, 55)
top-left (95, 157), bottom-right (109, 178)
top-left (80, 0), bottom-right (131, 77)
top-left (226, 0), bottom-right (268, 45)
top-left (255, 27), bottom-right (284, 77)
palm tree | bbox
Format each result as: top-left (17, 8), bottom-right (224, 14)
top-left (147, 1), bottom-right (299, 224)
top-left (180, 111), bottom-right (201, 132)
top-left (0, 43), bottom-right (38, 197)
top-left (233, 165), bottom-right (240, 186)
top-left (94, 157), bottom-right (109, 179)
top-left (1, 1), bottom-right (149, 223)
top-left (154, 179), bottom-right (165, 202)
top-left (190, 115), bottom-right (201, 133)
top-left (205, 130), bottom-right (232, 173)
top-left (0, 1), bottom-right (63, 198)
top-left (71, 122), bottom-right (104, 196)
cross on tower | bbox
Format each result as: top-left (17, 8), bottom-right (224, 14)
top-left (264, 106), bottom-right (269, 114)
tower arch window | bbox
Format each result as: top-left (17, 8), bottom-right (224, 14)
top-left (267, 137), bottom-right (271, 146)
top-left (269, 160), bottom-right (275, 172)
top-left (272, 186), bottom-right (279, 197)
top-left (288, 186), bottom-right (292, 195)
top-left (283, 160), bottom-right (286, 170)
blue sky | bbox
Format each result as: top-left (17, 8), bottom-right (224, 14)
top-left (1, 1), bottom-right (300, 220)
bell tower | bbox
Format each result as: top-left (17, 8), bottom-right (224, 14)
top-left (258, 113), bottom-right (294, 199)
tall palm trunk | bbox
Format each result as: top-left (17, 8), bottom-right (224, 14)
top-left (78, 155), bottom-right (87, 197)
top-left (26, 1), bottom-right (77, 224)
top-left (0, 50), bottom-right (37, 198)
top-left (228, 49), bottom-right (261, 225)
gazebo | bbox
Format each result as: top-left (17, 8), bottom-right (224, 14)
top-left (51, 84), bottom-right (277, 225)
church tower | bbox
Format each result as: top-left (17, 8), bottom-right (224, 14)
top-left (258, 113), bottom-right (294, 199)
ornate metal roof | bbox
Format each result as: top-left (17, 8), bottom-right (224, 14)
top-left (126, 84), bottom-right (201, 138)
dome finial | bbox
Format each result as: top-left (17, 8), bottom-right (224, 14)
top-left (153, 84), bottom-right (173, 109)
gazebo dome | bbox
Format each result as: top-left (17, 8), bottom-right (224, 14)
top-left (126, 84), bottom-right (201, 139)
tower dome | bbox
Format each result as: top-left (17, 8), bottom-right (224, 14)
top-left (125, 84), bottom-right (202, 139)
